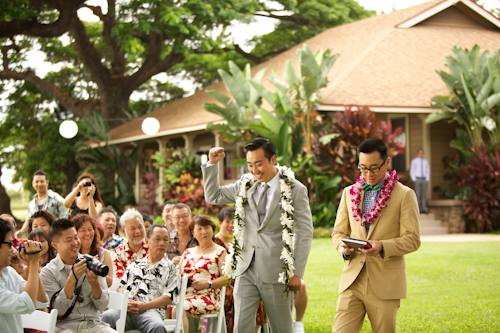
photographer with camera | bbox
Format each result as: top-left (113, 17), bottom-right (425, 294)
top-left (40, 219), bottom-right (116, 333)
top-left (64, 173), bottom-right (104, 220)
top-left (0, 218), bottom-right (48, 333)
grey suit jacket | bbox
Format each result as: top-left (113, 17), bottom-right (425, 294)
top-left (202, 164), bottom-right (313, 284)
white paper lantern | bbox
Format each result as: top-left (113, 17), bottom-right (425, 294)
top-left (59, 120), bottom-right (78, 139)
top-left (142, 117), bottom-right (160, 135)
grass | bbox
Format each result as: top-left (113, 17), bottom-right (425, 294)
top-left (302, 239), bottom-right (500, 332)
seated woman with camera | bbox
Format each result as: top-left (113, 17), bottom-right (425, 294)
top-left (73, 214), bottom-right (113, 287)
top-left (64, 173), bottom-right (104, 219)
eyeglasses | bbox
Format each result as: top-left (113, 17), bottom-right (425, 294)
top-left (1, 241), bottom-right (13, 248)
top-left (358, 159), bottom-right (387, 174)
top-left (172, 214), bottom-right (190, 221)
top-left (11, 254), bottom-right (20, 264)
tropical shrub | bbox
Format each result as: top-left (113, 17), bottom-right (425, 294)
top-left (427, 45), bottom-right (500, 232)
top-left (316, 105), bottom-right (405, 188)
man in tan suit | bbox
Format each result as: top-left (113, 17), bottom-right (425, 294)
top-left (331, 138), bottom-right (421, 333)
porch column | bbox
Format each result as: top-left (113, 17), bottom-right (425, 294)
top-left (156, 138), bottom-right (168, 205)
top-left (213, 132), bottom-right (224, 181)
top-left (134, 143), bottom-right (143, 205)
top-left (418, 114), bottom-right (432, 200)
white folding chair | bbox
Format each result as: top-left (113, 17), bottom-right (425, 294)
top-left (197, 285), bottom-right (227, 333)
top-left (164, 276), bottom-right (189, 333)
top-left (107, 290), bottom-right (130, 333)
top-left (21, 308), bottom-right (58, 333)
top-left (110, 277), bottom-right (122, 292)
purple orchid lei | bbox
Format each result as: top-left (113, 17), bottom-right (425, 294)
top-left (350, 170), bottom-right (399, 226)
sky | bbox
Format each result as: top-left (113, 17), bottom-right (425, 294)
top-left (2, 0), bottom-right (499, 191)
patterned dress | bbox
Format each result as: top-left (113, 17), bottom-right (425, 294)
top-left (214, 237), bottom-right (268, 332)
top-left (181, 246), bottom-right (225, 317)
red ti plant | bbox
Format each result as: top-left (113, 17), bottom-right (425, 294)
top-left (316, 105), bottom-right (405, 187)
top-left (448, 147), bottom-right (500, 232)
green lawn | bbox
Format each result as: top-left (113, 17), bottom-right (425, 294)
top-left (302, 239), bottom-right (500, 332)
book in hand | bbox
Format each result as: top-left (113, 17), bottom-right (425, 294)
top-left (342, 238), bottom-right (372, 250)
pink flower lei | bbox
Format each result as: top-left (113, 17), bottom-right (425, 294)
top-left (349, 170), bottom-right (399, 226)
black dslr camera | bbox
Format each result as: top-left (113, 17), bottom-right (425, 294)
top-left (74, 254), bottom-right (109, 277)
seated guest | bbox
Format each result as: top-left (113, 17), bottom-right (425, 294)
top-left (0, 214), bottom-right (22, 250)
top-left (177, 215), bottom-right (227, 332)
top-left (10, 249), bottom-right (29, 281)
top-left (41, 219), bottom-right (116, 333)
top-left (28, 210), bottom-right (55, 235)
top-left (160, 200), bottom-right (177, 232)
top-left (64, 173), bottom-right (104, 219)
top-left (0, 218), bottom-right (48, 333)
top-left (74, 214), bottom-right (114, 287)
top-left (167, 203), bottom-right (196, 265)
top-left (102, 224), bottom-right (181, 333)
top-left (28, 229), bottom-right (57, 269)
top-left (111, 208), bottom-right (148, 279)
top-left (214, 207), bottom-right (268, 333)
top-left (98, 207), bottom-right (125, 250)
top-left (142, 213), bottom-right (153, 232)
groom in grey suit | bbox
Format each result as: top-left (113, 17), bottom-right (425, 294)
top-left (202, 138), bottom-right (313, 333)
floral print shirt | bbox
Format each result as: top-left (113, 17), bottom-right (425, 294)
top-left (102, 234), bottom-right (126, 251)
top-left (111, 241), bottom-right (149, 279)
top-left (26, 190), bottom-right (68, 221)
top-left (119, 256), bottom-right (181, 320)
top-left (167, 230), bottom-right (197, 260)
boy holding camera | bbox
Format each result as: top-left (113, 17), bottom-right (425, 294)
top-left (40, 219), bottom-right (117, 333)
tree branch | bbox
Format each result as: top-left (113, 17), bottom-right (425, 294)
top-left (0, 68), bottom-right (100, 118)
top-left (0, 0), bottom-right (86, 38)
top-left (254, 11), bottom-right (310, 25)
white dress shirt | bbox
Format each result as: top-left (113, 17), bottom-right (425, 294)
top-left (252, 169), bottom-right (280, 214)
top-left (410, 157), bottom-right (430, 182)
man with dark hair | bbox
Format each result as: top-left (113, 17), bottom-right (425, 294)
top-left (160, 200), bottom-right (177, 232)
top-left (0, 214), bottom-right (22, 250)
top-left (331, 138), bottom-right (421, 333)
top-left (41, 219), bottom-right (116, 333)
top-left (19, 170), bottom-right (67, 236)
top-left (102, 224), bottom-right (181, 333)
top-left (203, 137), bottom-right (313, 333)
top-left (0, 218), bottom-right (48, 333)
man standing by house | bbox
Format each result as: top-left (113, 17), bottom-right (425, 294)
top-left (410, 148), bottom-right (430, 214)
top-left (19, 170), bottom-right (68, 236)
top-left (331, 138), bottom-right (421, 333)
top-left (203, 138), bottom-right (313, 333)
top-left (111, 208), bottom-right (148, 279)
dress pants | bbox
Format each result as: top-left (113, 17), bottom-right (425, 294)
top-left (54, 321), bottom-right (116, 333)
top-left (414, 178), bottom-right (428, 213)
top-left (101, 308), bottom-right (167, 333)
top-left (332, 266), bottom-right (400, 333)
top-left (234, 258), bottom-right (293, 333)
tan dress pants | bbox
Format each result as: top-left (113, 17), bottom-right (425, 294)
top-left (332, 265), bottom-right (400, 333)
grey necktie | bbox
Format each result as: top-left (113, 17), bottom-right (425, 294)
top-left (257, 183), bottom-right (269, 224)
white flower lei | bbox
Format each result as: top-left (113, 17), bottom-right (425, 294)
top-left (223, 165), bottom-right (296, 297)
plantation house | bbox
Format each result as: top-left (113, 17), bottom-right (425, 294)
top-left (103, 0), bottom-right (500, 229)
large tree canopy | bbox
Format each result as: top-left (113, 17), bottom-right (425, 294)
top-left (0, 0), bottom-right (374, 127)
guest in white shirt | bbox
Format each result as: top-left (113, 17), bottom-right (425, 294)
top-left (0, 218), bottom-right (48, 333)
top-left (410, 149), bottom-right (430, 213)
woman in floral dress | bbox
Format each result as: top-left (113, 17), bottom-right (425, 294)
top-left (178, 214), bottom-right (227, 332)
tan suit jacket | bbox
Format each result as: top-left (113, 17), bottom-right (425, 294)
top-left (332, 181), bottom-right (420, 300)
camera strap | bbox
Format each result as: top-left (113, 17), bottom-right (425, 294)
top-left (49, 271), bottom-right (86, 321)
